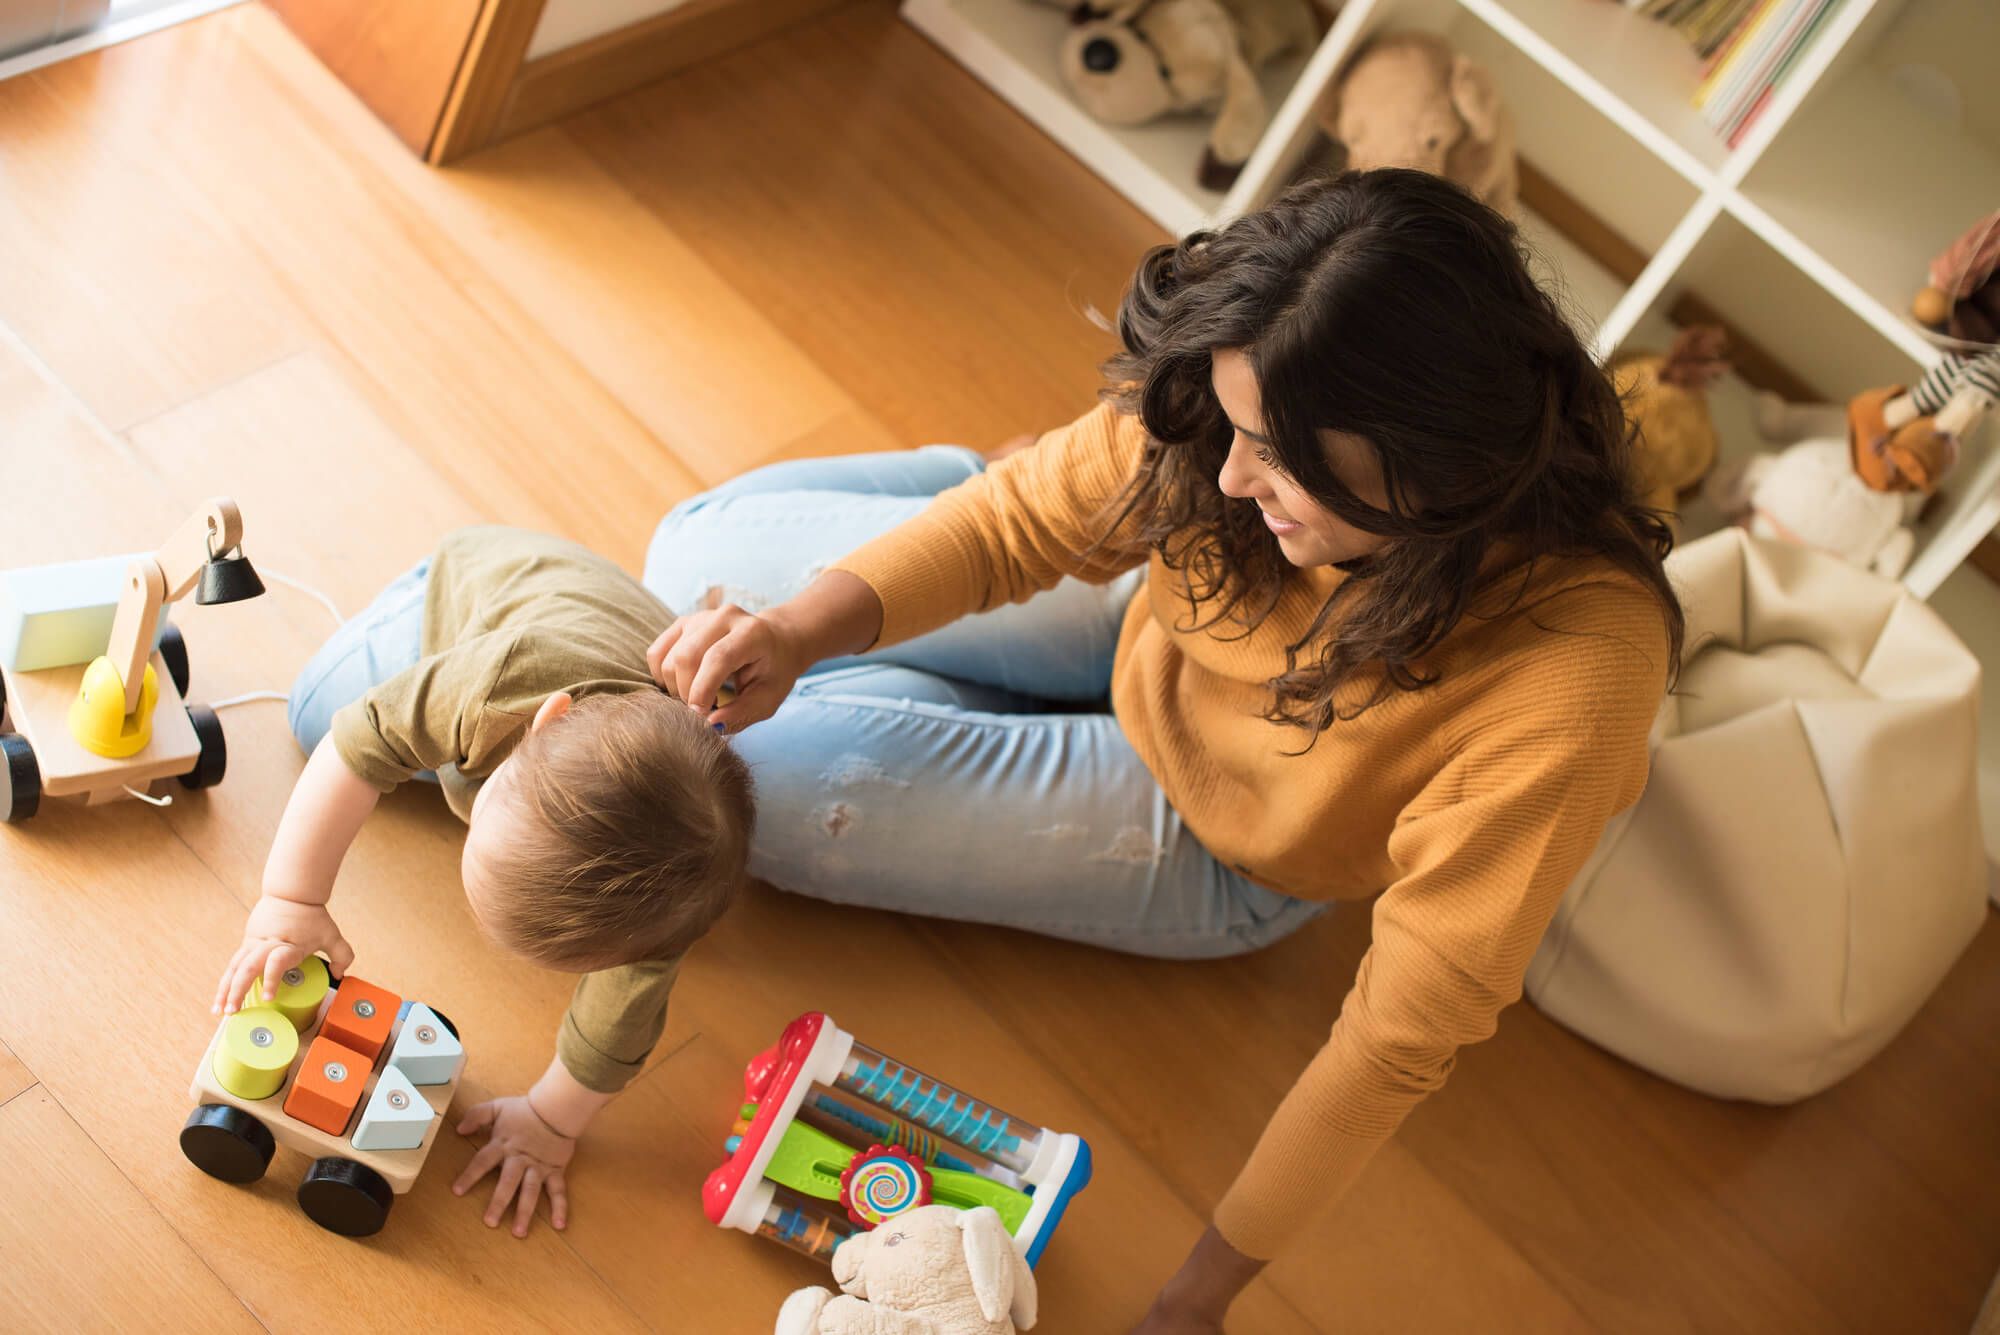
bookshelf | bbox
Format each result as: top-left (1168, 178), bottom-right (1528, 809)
top-left (901, 0), bottom-right (2000, 599)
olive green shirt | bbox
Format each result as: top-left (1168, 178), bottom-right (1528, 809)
top-left (329, 526), bottom-right (686, 1093)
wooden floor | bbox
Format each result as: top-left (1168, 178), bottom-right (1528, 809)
top-left (1, 3), bottom-right (1996, 1330)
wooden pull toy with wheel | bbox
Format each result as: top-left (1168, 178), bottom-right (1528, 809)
top-left (181, 957), bottom-right (467, 1237)
top-left (0, 497), bottom-right (264, 821)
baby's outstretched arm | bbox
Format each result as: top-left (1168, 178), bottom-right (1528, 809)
top-left (212, 736), bottom-right (382, 1014)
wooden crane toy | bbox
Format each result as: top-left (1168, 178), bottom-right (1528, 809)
top-left (0, 497), bottom-right (264, 821)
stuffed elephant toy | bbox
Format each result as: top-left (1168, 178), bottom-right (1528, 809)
top-left (774, 1206), bottom-right (1037, 1335)
top-left (1316, 31), bottom-right (1517, 214)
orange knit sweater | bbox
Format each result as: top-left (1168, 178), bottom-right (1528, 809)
top-left (831, 402), bottom-right (1670, 1259)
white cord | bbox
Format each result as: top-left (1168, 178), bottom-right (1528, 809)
top-left (260, 568), bottom-right (346, 627)
top-left (123, 784), bottom-right (173, 807)
top-left (209, 690), bottom-right (289, 710)
top-left (185, 567), bottom-right (345, 710)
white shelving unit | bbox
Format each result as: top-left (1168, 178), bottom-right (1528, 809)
top-left (902, 0), bottom-right (2000, 599)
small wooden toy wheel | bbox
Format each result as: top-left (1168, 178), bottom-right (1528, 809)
top-left (180, 1104), bottom-right (276, 1184)
top-left (177, 705), bottom-right (226, 790)
top-left (158, 623), bottom-right (190, 697)
top-left (0, 733), bottom-right (39, 824)
top-left (298, 1157), bottom-right (394, 1237)
top-left (425, 1007), bottom-right (459, 1040)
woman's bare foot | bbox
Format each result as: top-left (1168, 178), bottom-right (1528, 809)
top-left (988, 432), bottom-right (1038, 462)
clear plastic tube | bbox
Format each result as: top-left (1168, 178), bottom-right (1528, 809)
top-left (755, 1188), bottom-right (857, 1263)
top-left (834, 1042), bottom-right (1043, 1177)
top-left (800, 1083), bottom-right (1024, 1188)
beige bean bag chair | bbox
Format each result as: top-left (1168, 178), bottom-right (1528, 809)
top-left (1526, 528), bottom-right (1987, 1102)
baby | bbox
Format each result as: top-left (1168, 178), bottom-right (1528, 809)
top-left (214, 527), bottom-right (753, 1236)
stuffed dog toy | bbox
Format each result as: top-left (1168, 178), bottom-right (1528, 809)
top-left (1316, 31), bottom-right (1517, 214)
top-left (1055, 0), bottom-right (1320, 191)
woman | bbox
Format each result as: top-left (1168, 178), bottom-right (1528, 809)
top-left (643, 169), bottom-right (1681, 1330)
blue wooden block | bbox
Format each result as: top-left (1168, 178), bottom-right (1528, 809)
top-left (387, 1004), bottom-right (464, 1086)
top-left (0, 554), bottom-right (168, 672)
top-left (350, 1066), bottom-right (433, 1152)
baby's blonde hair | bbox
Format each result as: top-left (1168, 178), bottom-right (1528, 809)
top-left (480, 691), bottom-right (754, 969)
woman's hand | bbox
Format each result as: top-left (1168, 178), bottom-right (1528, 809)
top-left (1131, 1299), bottom-right (1226, 1334)
top-left (212, 896), bottom-right (354, 1015)
top-left (647, 603), bottom-right (808, 731)
top-left (647, 570), bottom-right (885, 733)
top-left (1131, 1226), bottom-right (1265, 1334)
top-left (453, 1095), bottom-right (578, 1236)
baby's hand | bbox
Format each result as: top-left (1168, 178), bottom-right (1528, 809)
top-left (212, 897), bottom-right (354, 1015)
top-left (454, 1096), bottom-right (576, 1236)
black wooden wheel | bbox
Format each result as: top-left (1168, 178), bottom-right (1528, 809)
top-left (298, 1157), bottom-right (394, 1237)
top-left (180, 1104), bottom-right (276, 1184)
top-left (158, 623), bottom-right (190, 697)
top-left (1, 733), bottom-right (39, 824)
top-left (178, 705), bottom-right (226, 790)
top-left (425, 1007), bottom-right (458, 1041)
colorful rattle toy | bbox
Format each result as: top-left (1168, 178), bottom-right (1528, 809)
top-left (180, 957), bottom-right (467, 1236)
top-left (705, 1012), bottom-right (1091, 1267)
top-left (0, 497), bottom-right (264, 821)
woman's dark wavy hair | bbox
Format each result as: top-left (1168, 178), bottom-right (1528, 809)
top-left (1102, 168), bottom-right (1683, 737)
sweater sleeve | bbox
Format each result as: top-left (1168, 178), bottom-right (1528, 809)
top-left (829, 401), bottom-right (1154, 649)
top-left (1211, 617), bottom-right (1666, 1259)
top-left (556, 954), bottom-right (683, 1094)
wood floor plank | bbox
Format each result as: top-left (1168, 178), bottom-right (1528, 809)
top-left (564, 0), bottom-right (1161, 452)
top-left (11, 10), bottom-right (697, 574)
top-left (303, 114), bottom-right (905, 486)
top-left (0, 1087), bottom-right (260, 1333)
top-left (0, 62), bottom-right (310, 434)
top-left (0, 1036), bottom-right (32, 1107)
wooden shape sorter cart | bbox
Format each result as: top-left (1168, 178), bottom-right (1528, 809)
top-left (181, 956), bottom-right (466, 1237)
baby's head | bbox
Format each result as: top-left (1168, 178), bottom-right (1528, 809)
top-left (460, 691), bottom-right (754, 971)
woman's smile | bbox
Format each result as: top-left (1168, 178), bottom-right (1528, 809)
top-left (1260, 507), bottom-right (1303, 536)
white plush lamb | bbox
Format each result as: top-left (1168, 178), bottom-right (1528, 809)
top-left (774, 1206), bottom-right (1036, 1335)
top-left (1706, 393), bottom-right (1928, 580)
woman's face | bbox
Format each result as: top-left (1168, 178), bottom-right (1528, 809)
top-left (1212, 348), bottom-right (1391, 568)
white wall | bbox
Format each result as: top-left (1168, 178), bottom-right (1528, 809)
top-left (525, 0), bottom-right (692, 60)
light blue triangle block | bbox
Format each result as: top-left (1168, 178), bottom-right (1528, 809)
top-left (351, 1066), bottom-right (433, 1152)
top-left (388, 1004), bottom-right (464, 1086)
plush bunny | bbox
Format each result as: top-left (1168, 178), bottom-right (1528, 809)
top-left (774, 1206), bottom-right (1037, 1335)
top-left (1315, 31), bottom-right (1517, 214)
top-left (1055, 0), bottom-right (1321, 191)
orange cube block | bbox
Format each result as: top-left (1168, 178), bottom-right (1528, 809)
top-left (319, 976), bottom-right (401, 1062)
top-left (284, 1035), bottom-right (373, 1136)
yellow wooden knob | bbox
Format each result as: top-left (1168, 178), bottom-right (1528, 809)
top-left (213, 1007), bottom-right (298, 1101)
top-left (69, 657), bottom-right (158, 758)
top-left (245, 956), bottom-right (331, 1033)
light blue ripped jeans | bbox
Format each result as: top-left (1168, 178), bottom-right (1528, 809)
top-left (643, 446), bottom-right (1326, 959)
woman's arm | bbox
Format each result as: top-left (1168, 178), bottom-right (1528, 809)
top-left (647, 569), bottom-right (882, 726)
top-left (830, 401), bottom-right (1153, 651)
top-left (651, 404), bottom-right (1153, 728)
top-left (1159, 622), bottom-right (1665, 1324)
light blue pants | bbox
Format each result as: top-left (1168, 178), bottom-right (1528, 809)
top-left (643, 447), bottom-right (1325, 959)
top-left (288, 557), bottom-right (439, 784)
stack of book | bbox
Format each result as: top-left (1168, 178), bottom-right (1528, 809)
top-left (1636, 0), bottom-right (1844, 147)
